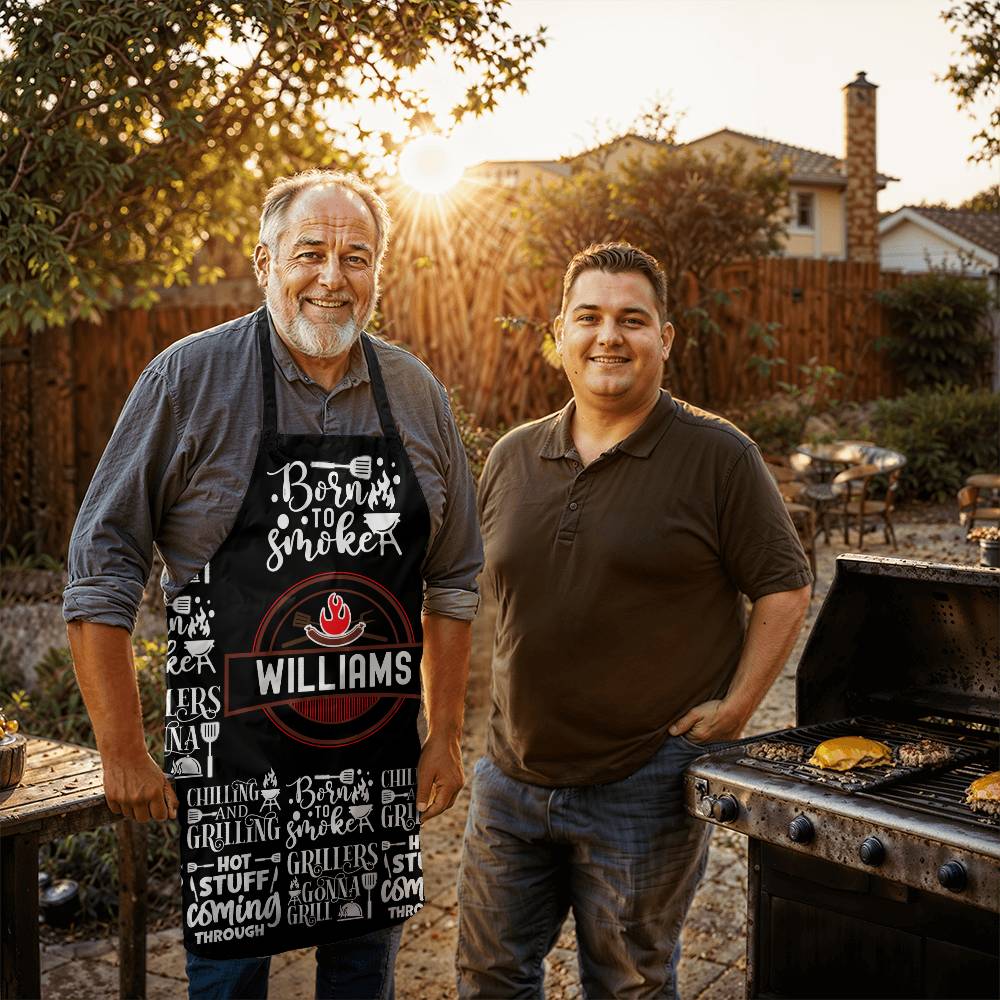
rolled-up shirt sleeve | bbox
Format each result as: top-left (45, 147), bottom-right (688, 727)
top-left (63, 366), bottom-right (186, 631)
top-left (420, 390), bottom-right (484, 622)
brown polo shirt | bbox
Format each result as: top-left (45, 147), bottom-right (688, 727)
top-left (479, 391), bottom-right (812, 787)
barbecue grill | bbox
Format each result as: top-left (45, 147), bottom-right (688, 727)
top-left (684, 555), bottom-right (1000, 999)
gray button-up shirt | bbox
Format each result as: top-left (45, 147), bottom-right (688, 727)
top-left (64, 308), bottom-right (483, 631)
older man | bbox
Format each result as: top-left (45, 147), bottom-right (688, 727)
top-left (65, 169), bottom-right (482, 999)
top-left (457, 243), bottom-right (811, 999)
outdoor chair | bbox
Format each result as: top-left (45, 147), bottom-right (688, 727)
top-left (788, 453), bottom-right (837, 543)
top-left (765, 463), bottom-right (807, 503)
top-left (832, 456), bottom-right (904, 550)
top-left (958, 484), bottom-right (1000, 539)
top-left (783, 501), bottom-right (817, 591)
top-left (764, 462), bottom-right (799, 485)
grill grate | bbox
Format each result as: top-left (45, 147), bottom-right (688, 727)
top-left (732, 715), bottom-right (996, 794)
top-left (865, 759), bottom-right (1000, 828)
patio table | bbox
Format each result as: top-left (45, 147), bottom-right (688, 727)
top-left (794, 441), bottom-right (875, 479)
top-left (0, 735), bottom-right (147, 999)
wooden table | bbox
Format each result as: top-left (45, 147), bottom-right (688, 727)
top-left (0, 736), bottom-right (147, 999)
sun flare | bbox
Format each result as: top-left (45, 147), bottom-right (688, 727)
top-left (398, 134), bottom-right (466, 195)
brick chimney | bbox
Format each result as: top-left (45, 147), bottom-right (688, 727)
top-left (843, 71), bottom-right (878, 262)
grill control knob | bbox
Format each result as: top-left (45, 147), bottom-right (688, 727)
top-left (937, 861), bottom-right (967, 892)
top-left (859, 836), bottom-right (885, 866)
top-left (711, 795), bottom-right (740, 823)
top-left (788, 815), bottom-right (814, 844)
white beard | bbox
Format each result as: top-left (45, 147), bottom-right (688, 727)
top-left (282, 311), bottom-right (361, 358)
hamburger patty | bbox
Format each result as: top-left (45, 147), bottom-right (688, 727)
top-left (966, 771), bottom-right (1000, 816)
top-left (896, 739), bottom-right (953, 768)
top-left (746, 740), bottom-right (807, 763)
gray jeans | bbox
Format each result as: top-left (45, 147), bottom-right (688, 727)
top-left (456, 736), bottom-right (715, 999)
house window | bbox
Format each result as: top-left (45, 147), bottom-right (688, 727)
top-left (793, 191), bottom-right (815, 230)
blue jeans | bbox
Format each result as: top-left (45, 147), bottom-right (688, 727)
top-left (456, 736), bottom-right (716, 999)
top-left (185, 925), bottom-right (404, 999)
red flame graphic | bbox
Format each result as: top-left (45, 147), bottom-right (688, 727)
top-left (319, 592), bottom-right (351, 637)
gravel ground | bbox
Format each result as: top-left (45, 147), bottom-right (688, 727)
top-left (37, 516), bottom-right (978, 998)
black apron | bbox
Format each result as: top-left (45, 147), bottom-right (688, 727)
top-left (164, 308), bottom-right (430, 959)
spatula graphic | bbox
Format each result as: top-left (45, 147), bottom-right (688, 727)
top-left (381, 789), bottom-right (414, 805)
top-left (187, 807), bottom-right (219, 823)
top-left (201, 721), bottom-right (220, 778)
top-left (362, 871), bottom-right (378, 918)
top-left (316, 769), bottom-right (355, 783)
top-left (310, 457), bottom-right (372, 480)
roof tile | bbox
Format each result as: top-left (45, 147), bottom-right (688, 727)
top-left (903, 206), bottom-right (1000, 257)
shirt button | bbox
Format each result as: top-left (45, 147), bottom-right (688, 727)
top-left (569, 501), bottom-right (579, 511)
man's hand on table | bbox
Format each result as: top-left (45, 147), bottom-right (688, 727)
top-left (67, 622), bottom-right (179, 823)
top-left (416, 730), bottom-right (464, 821)
top-left (102, 747), bottom-right (179, 822)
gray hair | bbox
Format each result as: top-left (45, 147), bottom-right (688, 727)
top-left (255, 169), bottom-right (391, 281)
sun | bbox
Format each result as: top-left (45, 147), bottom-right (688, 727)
top-left (398, 134), bottom-right (465, 195)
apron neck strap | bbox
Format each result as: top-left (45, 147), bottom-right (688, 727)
top-left (257, 308), bottom-right (280, 448)
top-left (256, 308), bottom-right (400, 443)
top-left (359, 333), bottom-right (400, 441)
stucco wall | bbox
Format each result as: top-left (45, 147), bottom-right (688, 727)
top-left (779, 186), bottom-right (845, 259)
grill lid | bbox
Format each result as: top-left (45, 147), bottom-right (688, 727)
top-left (796, 555), bottom-right (1000, 725)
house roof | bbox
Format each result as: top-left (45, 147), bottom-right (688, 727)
top-left (878, 206), bottom-right (1000, 266)
top-left (680, 128), bottom-right (897, 188)
top-left (562, 132), bottom-right (662, 164)
top-left (897, 206), bottom-right (1000, 257)
top-left (562, 128), bottom-right (897, 189)
top-left (469, 159), bottom-right (570, 175)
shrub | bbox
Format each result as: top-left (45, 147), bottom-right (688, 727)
top-left (729, 362), bottom-right (845, 456)
top-left (875, 273), bottom-right (993, 389)
top-left (871, 387), bottom-right (1000, 502)
top-left (0, 641), bottom-right (181, 927)
top-left (449, 389), bottom-right (500, 481)
top-left (735, 399), bottom-right (809, 456)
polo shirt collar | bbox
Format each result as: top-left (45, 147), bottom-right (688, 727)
top-left (539, 390), bottom-right (677, 460)
top-left (266, 308), bottom-right (371, 388)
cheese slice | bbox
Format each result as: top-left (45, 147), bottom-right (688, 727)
top-left (966, 771), bottom-right (1000, 802)
top-left (808, 736), bottom-right (892, 771)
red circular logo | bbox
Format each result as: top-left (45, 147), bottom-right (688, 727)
top-left (246, 571), bottom-right (418, 747)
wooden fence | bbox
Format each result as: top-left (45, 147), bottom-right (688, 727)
top-left (375, 184), bottom-right (905, 421)
top-left (3, 184), bottom-right (907, 556)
